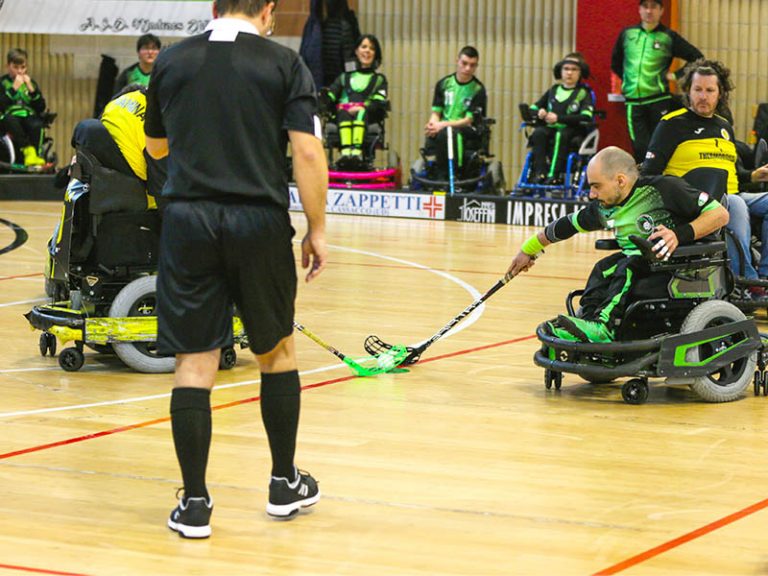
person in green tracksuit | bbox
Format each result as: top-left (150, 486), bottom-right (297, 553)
top-left (114, 34), bottom-right (162, 96)
top-left (505, 146), bottom-right (729, 343)
top-left (527, 52), bottom-right (594, 185)
top-left (611, 0), bottom-right (702, 163)
top-left (423, 45), bottom-right (487, 181)
top-left (325, 34), bottom-right (388, 161)
top-left (0, 48), bottom-right (47, 166)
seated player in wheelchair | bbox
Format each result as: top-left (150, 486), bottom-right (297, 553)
top-left (523, 52), bottom-right (595, 186)
top-left (320, 34), bottom-right (388, 168)
top-left (0, 48), bottom-right (56, 169)
top-left (415, 46), bottom-right (488, 187)
top-left (46, 84), bottom-right (167, 305)
top-left (506, 146), bottom-right (729, 344)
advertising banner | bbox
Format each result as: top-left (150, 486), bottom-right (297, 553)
top-left (0, 0), bottom-right (212, 37)
top-left (445, 195), bottom-right (583, 227)
top-left (289, 187), bottom-right (446, 220)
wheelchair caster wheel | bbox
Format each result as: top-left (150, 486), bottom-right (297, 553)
top-left (621, 378), bottom-right (649, 405)
top-left (59, 347), bottom-right (85, 372)
top-left (544, 369), bottom-right (562, 390)
top-left (219, 346), bottom-right (237, 370)
top-left (39, 332), bottom-right (56, 357)
top-left (754, 370), bottom-right (762, 396)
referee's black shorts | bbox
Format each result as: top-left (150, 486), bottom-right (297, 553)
top-left (156, 198), bottom-right (297, 356)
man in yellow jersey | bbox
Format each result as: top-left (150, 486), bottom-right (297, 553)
top-left (642, 59), bottom-right (768, 294)
top-left (72, 84), bottom-right (165, 205)
top-left (101, 85), bottom-right (166, 199)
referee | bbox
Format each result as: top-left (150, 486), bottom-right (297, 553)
top-left (145, 0), bottom-right (328, 539)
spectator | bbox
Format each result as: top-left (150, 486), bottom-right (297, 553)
top-left (527, 52), bottom-right (595, 185)
top-left (114, 34), bottom-right (162, 95)
top-left (0, 48), bottom-right (47, 166)
top-left (642, 59), bottom-right (768, 296)
top-left (611, 0), bottom-right (703, 163)
top-left (324, 34), bottom-right (388, 162)
top-left (423, 45), bottom-right (487, 182)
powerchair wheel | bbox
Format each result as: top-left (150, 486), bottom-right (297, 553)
top-left (59, 347), bottom-right (85, 372)
top-left (621, 378), bottom-right (649, 405)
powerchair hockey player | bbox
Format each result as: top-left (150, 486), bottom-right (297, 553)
top-left (508, 146), bottom-right (761, 404)
top-left (25, 141), bottom-right (246, 373)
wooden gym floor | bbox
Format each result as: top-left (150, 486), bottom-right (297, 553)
top-left (1, 200), bottom-right (768, 576)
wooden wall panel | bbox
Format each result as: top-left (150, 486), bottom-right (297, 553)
top-left (679, 0), bottom-right (768, 143)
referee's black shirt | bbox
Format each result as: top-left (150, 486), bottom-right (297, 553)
top-left (145, 17), bottom-right (320, 208)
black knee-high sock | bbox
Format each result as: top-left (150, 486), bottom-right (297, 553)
top-left (260, 370), bottom-right (301, 479)
top-left (170, 387), bottom-right (212, 500)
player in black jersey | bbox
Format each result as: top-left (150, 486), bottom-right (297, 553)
top-left (145, 0), bottom-right (327, 538)
top-left (526, 52), bottom-right (594, 185)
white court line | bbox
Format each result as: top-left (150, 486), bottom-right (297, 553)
top-left (1, 246), bottom-right (482, 418)
top-left (0, 364), bottom-right (343, 418)
top-left (329, 243), bottom-right (484, 345)
top-left (0, 297), bottom-right (47, 308)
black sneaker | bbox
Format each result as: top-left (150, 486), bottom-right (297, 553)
top-left (167, 491), bottom-right (213, 539)
top-left (266, 469), bottom-right (320, 519)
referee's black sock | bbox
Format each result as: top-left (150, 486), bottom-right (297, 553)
top-left (260, 370), bottom-right (301, 479)
top-left (170, 387), bottom-right (212, 500)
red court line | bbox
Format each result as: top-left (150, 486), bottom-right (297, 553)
top-left (10, 332), bottom-right (767, 572)
top-left (593, 497), bottom-right (768, 575)
top-left (0, 563), bottom-right (91, 576)
top-left (0, 337), bottom-right (536, 461)
top-left (0, 272), bottom-right (43, 281)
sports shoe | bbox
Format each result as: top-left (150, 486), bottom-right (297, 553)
top-left (546, 320), bottom-right (582, 342)
top-left (266, 469), bottom-right (320, 519)
top-left (22, 145), bottom-right (45, 167)
top-left (556, 314), bottom-right (614, 343)
top-left (167, 491), bottom-right (213, 539)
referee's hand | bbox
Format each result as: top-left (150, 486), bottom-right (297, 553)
top-left (302, 231), bottom-right (327, 282)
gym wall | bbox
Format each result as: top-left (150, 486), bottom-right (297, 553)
top-left (358, 0), bottom-right (576, 183)
top-left (2, 0), bottom-right (766, 181)
top-left (679, 0), bottom-right (768, 146)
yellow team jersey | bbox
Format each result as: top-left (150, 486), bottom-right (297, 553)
top-left (101, 90), bottom-right (148, 181)
top-left (644, 108), bottom-right (740, 195)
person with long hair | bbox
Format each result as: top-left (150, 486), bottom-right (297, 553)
top-left (642, 59), bottom-right (768, 296)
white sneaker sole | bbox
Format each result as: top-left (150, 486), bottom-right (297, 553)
top-left (266, 491), bottom-right (321, 519)
top-left (168, 518), bottom-right (212, 539)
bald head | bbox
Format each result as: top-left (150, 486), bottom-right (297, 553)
top-left (590, 146), bottom-right (639, 180)
top-left (586, 147), bottom-right (639, 206)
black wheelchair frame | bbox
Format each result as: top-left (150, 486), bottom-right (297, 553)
top-left (533, 236), bottom-right (763, 404)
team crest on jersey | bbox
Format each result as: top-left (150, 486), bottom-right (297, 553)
top-left (645, 151), bottom-right (656, 160)
top-left (653, 41), bottom-right (661, 49)
top-left (698, 192), bottom-right (710, 206)
top-left (636, 214), bottom-right (655, 234)
top-left (720, 128), bottom-right (730, 140)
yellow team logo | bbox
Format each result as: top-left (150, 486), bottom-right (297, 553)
top-left (721, 128), bottom-right (730, 140)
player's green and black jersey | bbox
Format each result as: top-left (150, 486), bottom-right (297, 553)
top-left (431, 73), bottom-right (486, 122)
top-left (114, 63), bottom-right (151, 95)
top-left (327, 69), bottom-right (387, 106)
top-left (0, 73), bottom-right (45, 118)
top-left (641, 108), bottom-right (749, 196)
top-left (611, 23), bottom-right (702, 102)
top-left (531, 83), bottom-right (594, 128)
top-left (544, 175), bottom-right (719, 255)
